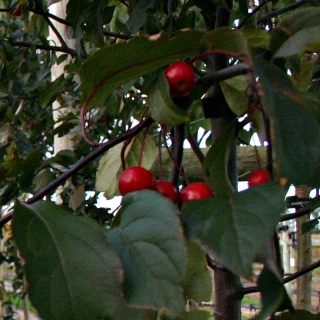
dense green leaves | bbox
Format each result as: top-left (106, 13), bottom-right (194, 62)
top-left (106, 190), bottom-right (187, 315)
top-left (254, 58), bottom-right (320, 186)
top-left (79, 30), bottom-right (203, 109)
top-left (181, 182), bottom-right (287, 276)
top-left (12, 201), bottom-right (123, 320)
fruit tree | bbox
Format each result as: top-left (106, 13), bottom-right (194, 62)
top-left (0, 0), bottom-right (320, 319)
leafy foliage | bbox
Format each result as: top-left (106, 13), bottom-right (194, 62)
top-left (0, 0), bottom-right (319, 319)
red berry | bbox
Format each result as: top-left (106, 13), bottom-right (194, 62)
top-left (165, 61), bottom-right (196, 96)
top-left (118, 166), bottom-right (155, 196)
top-left (13, 7), bottom-right (22, 16)
top-left (248, 169), bottom-right (270, 187)
top-left (154, 180), bottom-right (179, 203)
top-left (180, 182), bottom-right (214, 204)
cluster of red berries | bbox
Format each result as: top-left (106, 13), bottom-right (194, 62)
top-left (118, 166), bottom-right (214, 205)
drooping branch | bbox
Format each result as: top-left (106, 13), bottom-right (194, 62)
top-left (0, 117), bottom-right (154, 227)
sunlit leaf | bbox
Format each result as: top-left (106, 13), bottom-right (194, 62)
top-left (181, 182), bottom-right (286, 276)
top-left (106, 190), bottom-right (187, 315)
top-left (95, 132), bottom-right (157, 197)
top-left (12, 201), bottom-right (123, 320)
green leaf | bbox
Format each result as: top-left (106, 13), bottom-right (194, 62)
top-left (200, 27), bottom-right (251, 62)
top-left (179, 241), bottom-right (212, 302)
top-left (106, 190), bottom-right (187, 315)
top-left (127, 0), bottom-right (155, 34)
top-left (274, 309), bottom-right (320, 319)
top-left (39, 74), bottom-right (66, 107)
top-left (243, 29), bottom-right (270, 49)
top-left (252, 268), bottom-right (293, 320)
top-left (302, 218), bottom-right (319, 234)
top-left (181, 182), bottom-right (286, 276)
top-left (161, 309), bottom-right (211, 320)
top-left (146, 70), bottom-right (190, 126)
top-left (274, 25), bottom-right (320, 58)
top-left (203, 120), bottom-right (237, 197)
top-left (270, 7), bottom-right (320, 55)
top-left (254, 58), bottom-right (320, 187)
top-left (80, 30), bottom-right (203, 108)
top-left (220, 76), bottom-right (248, 116)
top-left (12, 201), bottom-right (123, 320)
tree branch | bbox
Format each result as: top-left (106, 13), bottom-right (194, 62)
top-left (281, 206), bottom-right (311, 222)
top-left (257, 0), bottom-right (307, 25)
top-left (242, 259), bottom-right (320, 295)
top-left (0, 117), bottom-right (154, 227)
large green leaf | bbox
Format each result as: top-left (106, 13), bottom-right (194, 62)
top-left (254, 58), bottom-right (320, 187)
top-left (179, 241), bottom-right (212, 302)
top-left (145, 70), bottom-right (190, 126)
top-left (252, 268), bottom-right (293, 320)
top-left (271, 7), bottom-right (320, 55)
top-left (12, 201), bottom-right (123, 320)
top-left (106, 190), bottom-right (187, 315)
top-left (274, 25), bottom-right (320, 58)
top-left (203, 120), bottom-right (237, 197)
top-left (200, 27), bottom-right (251, 62)
top-left (80, 30), bottom-right (203, 108)
top-left (181, 182), bottom-right (286, 276)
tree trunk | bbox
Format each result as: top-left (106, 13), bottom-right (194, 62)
top-left (206, 4), bottom-right (243, 319)
top-left (49, 1), bottom-right (84, 211)
top-left (295, 185), bottom-right (312, 311)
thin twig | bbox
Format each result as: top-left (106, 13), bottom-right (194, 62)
top-left (0, 117), bottom-right (154, 227)
top-left (257, 0), bottom-right (307, 24)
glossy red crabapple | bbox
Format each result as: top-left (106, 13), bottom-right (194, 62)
top-left (180, 182), bottom-right (214, 204)
top-left (118, 166), bottom-right (155, 196)
top-left (154, 180), bottom-right (179, 204)
top-left (165, 61), bottom-right (196, 96)
top-left (13, 7), bottom-right (22, 16)
top-left (248, 169), bottom-right (270, 187)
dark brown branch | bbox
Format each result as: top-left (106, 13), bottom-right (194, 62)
top-left (242, 259), bottom-right (320, 295)
top-left (2, 40), bottom-right (84, 58)
top-left (281, 206), bottom-right (311, 222)
top-left (169, 124), bottom-right (185, 186)
top-left (199, 63), bottom-right (251, 90)
top-left (0, 117), bottom-right (154, 227)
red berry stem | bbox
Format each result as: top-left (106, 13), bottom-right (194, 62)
top-left (138, 124), bottom-right (150, 167)
top-left (158, 127), bottom-right (164, 181)
top-left (120, 137), bottom-right (133, 171)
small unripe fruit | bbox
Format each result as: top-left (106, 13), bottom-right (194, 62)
top-left (180, 182), bottom-right (214, 204)
top-left (165, 61), bottom-right (196, 96)
top-left (248, 169), bottom-right (270, 187)
top-left (118, 166), bottom-right (155, 196)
